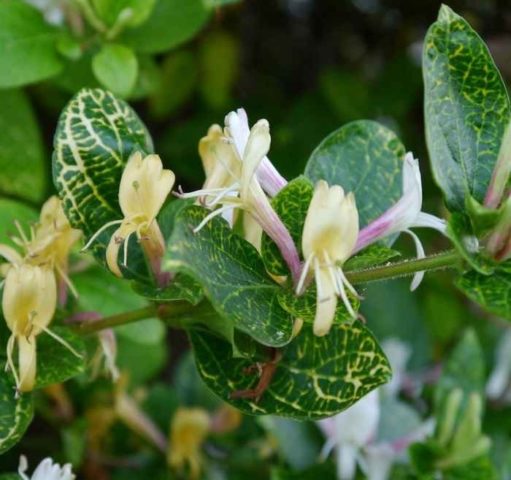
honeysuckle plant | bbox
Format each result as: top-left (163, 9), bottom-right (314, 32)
top-left (2, 4), bottom-right (511, 479)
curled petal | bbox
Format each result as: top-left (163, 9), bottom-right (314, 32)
top-left (313, 265), bottom-right (337, 336)
top-left (18, 335), bottom-right (37, 393)
top-left (0, 244), bottom-right (23, 266)
top-left (405, 229), bottom-right (426, 291)
top-left (106, 222), bottom-right (138, 278)
top-left (241, 120), bottom-right (271, 200)
top-left (119, 152), bottom-right (175, 221)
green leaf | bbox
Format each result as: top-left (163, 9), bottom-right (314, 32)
top-left (435, 329), bottom-right (485, 409)
top-left (447, 213), bottom-right (494, 274)
top-left (132, 274), bottom-right (202, 305)
top-left (35, 326), bottom-right (86, 389)
top-left (190, 323), bottom-right (391, 420)
top-left (456, 262), bottom-right (511, 319)
top-left (444, 456), bottom-right (498, 480)
top-left (345, 244), bottom-right (401, 271)
top-left (261, 176), bottom-right (313, 276)
top-left (277, 286), bottom-right (358, 326)
top-left (0, 199), bottom-right (37, 247)
top-left (92, 44), bottom-right (138, 98)
top-left (91, 0), bottom-right (157, 27)
top-left (165, 205), bottom-right (294, 347)
top-left (0, 475), bottom-right (22, 480)
top-left (120, 0), bottom-right (210, 54)
top-left (0, 375), bottom-right (33, 454)
top-left (305, 120), bottom-right (406, 228)
top-left (148, 50), bottom-right (198, 119)
top-left (199, 31), bottom-right (239, 109)
top-left (271, 463), bottom-right (336, 480)
top-left (0, 1), bottom-right (63, 88)
top-left (0, 89), bottom-right (46, 202)
top-left (52, 88), bottom-right (153, 237)
top-left (423, 5), bottom-right (511, 211)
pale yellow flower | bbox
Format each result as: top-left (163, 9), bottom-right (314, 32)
top-left (0, 196), bottom-right (81, 299)
top-left (84, 152), bottom-right (175, 279)
top-left (168, 408), bottom-right (211, 480)
top-left (3, 264), bottom-right (56, 392)
top-left (298, 180), bottom-right (359, 336)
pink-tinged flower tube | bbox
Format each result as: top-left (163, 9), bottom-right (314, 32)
top-left (354, 152), bottom-right (447, 291)
top-left (180, 115), bottom-right (302, 283)
top-left (484, 121), bottom-right (511, 209)
top-left (225, 108), bottom-right (288, 197)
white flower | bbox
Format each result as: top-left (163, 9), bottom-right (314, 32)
top-left (297, 180), bottom-right (359, 335)
top-left (318, 390), bottom-right (380, 480)
top-left (180, 112), bottom-right (301, 281)
top-left (354, 152), bottom-right (447, 290)
top-left (18, 455), bottom-right (76, 480)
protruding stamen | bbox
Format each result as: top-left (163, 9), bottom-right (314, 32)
top-left (193, 205), bottom-right (234, 233)
top-left (296, 252), bottom-right (314, 295)
top-left (82, 219), bottom-right (123, 251)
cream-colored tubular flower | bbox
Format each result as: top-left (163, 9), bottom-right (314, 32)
top-left (84, 152), bottom-right (175, 281)
top-left (2, 264), bottom-right (56, 392)
top-left (181, 118), bottom-right (302, 282)
top-left (298, 180), bottom-right (359, 336)
top-left (168, 408), bottom-right (211, 480)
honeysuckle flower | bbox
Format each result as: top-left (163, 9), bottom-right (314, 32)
top-left (3, 264), bottom-right (56, 392)
top-left (484, 121), bottom-right (511, 209)
top-left (354, 152), bottom-right (447, 290)
top-left (319, 390), bottom-right (380, 480)
top-left (318, 339), bottom-right (433, 480)
top-left (84, 152), bottom-right (175, 283)
top-left (297, 180), bottom-right (359, 335)
top-left (2, 264), bottom-right (80, 392)
top-left (180, 113), bottom-right (301, 282)
top-left (225, 108), bottom-right (287, 197)
top-left (18, 455), bottom-right (75, 480)
top-left (168, 407), bottom-right (211, 480)
top-left (0, 196), bottom-right (81, 304)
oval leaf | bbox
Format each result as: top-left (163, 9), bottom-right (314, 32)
top-left (423, 5), bottom-right (511, 211)
top-left (0, 1), bottom-right (63, 88)
top-left (35, 327), bottom-right (86, 389)
top-left (52, 88), bottom-right (153, 236)
top-left (92, 44), bottom-right (139, 98)
top-left (165, 205), bottom-right (294, 347)
top-left (190, 323), bottom-right (391, 420)
top-left (305, 120), bottom-right (406, 228)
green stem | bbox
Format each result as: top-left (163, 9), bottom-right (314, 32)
top-left (77, 250), bottom-right (462, 335)
top-left (345, 249), bottom-right (462, 285)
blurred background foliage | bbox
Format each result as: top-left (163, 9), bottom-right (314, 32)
top-left (2, 0), bottom-right (511, 478)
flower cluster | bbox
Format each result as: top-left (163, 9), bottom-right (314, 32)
top-left (176, 110), bottom-right (448, 336)
top-left (0, 197), bottom-right (81, 392)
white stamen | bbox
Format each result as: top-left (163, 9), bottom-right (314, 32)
top-left (296, 252), bottom-right (314, 295)
top-left (193, 205), bottom-right (234, 233)
top-left (42, 326), bottom-right (82, 359)
top-left (82, 219), bottom-right (123, 251)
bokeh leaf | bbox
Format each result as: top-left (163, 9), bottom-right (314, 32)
top-left (423, 5), bottom-right (510, 211)
top-left (0, 375), bottom-right (33, 454)
top-left (35, 327), bottom-right (86, 389)
top-left (190, 323), bottom-right (391, 420)
top-left (165, 205), bottom-right (294, 347)
top-left (92, 44), bottom-right (138, 98)
top-left (0, 89), bottom-right (46, 202)
top-left (120, 0), bottom-right (210, 54)
top-left (305, 120), bottom-right (405, 228)
top-left (0, 1), bottom-right (63, 88)
top-left (456, 262), bottom-right (511, 320)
